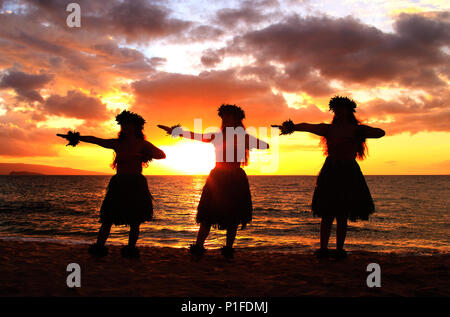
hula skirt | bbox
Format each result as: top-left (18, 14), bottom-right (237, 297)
top-left (197, 167), bottom-right (252, 230)
top-left (312, 157), bottom-right (374, 221)
top-left (100, 174), bottom-right (153, 225)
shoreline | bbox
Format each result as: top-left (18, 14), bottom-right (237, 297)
top-left (0, 240), bottom-right (448, 297)
top-left (0, 236), bottom-right (446, 256)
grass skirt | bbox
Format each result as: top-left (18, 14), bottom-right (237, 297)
top-left (197, 167), bottom-right (252, 230)
top-left (312, 157), bottom-right (374, 221)
top-left (100, 174), bottom-right (153, 225)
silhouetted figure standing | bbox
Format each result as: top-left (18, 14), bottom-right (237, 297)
top-left (274, 96), bottom-right (385, 259)
top-left (158, 104), bottom-right (269, 259)
top-left (57, 110), bottom-right (166, 258)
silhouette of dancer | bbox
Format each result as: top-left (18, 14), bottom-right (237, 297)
top-left (158, 104), bottom-right (269, 258)
top-left (273, 96), bottom-right (385, 259)
top-left (57, 110), bottom-right (166, 258)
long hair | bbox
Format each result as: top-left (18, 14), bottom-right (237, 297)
top-left (320, 107), bottom-right (368, 160)
top-left (220, 118), bottom-right (249, 166)
top-left (218, 104), bottom-right (249, 166)
top-left (111, 126), bottom-right (150, 169)
top-left (117, 129), bottom-right (145, 141)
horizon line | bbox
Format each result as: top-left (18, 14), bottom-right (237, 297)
top-left (1, 174), bottom-right (449, 176)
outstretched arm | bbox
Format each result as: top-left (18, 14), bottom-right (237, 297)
top-left (358, 125), bottom-right (385, 138)
top-left (144, 141), bottom-right (166, 160)
top-left (246, 134), bottom-right (269, 150)
top-left (272, 121), bottom-right (329, 137)
top-left (157, 125), bottom-right (214, 142)
top-left (293, 123), bottom-right (329, 136)
top-left (57, 133), bottom-right (117, 149)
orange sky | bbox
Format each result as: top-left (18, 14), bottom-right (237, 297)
top-left (0, 0), bottom-right (449, 175)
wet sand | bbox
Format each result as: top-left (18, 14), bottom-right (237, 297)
top-left (0, 240), bottom-right (448, 297)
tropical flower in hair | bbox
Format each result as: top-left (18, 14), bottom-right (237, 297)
top-left (329, 96), bottom-right (357, 112)
top-left (115, 110), bottom-right (146, 127)
top-left (217, 104), bottom-right (245, 120)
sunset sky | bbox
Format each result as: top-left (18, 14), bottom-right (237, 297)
top-left (0, 0), bottom-right (449, 175)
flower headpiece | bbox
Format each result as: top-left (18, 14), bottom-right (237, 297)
top-left (115, 110), bottom-right (146, 128)
top-left (329, 96), bottom-right (357, 112)
top-left (217, 104), bottom-right (245, 120)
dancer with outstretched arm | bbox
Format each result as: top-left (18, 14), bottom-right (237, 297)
top-left (158, 104), bottom-right (269, 259)
top-left (57, 110), bottom-right (166, 258)
top-left (273, 96), bottom-right (385, 259)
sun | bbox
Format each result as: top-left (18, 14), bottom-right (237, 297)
top-left (160, 141), bottom-right (216, 175)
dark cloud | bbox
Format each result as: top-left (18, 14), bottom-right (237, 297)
top-left (197, 11), bottom-right (450, 134)
top-left (22, 0), bottom-right (192, 43)
top-left (212, 0), bottom-right (281, 29)
top-left (89, 42), bottom-right (157, 75)
top-left (0, 69), bottom-right (53, 102)
top-left (105, 0), bottom-right (191, 42)
top-left (187, 25), bottom-right (225, 42)
top-left (201, 49), bottom-right (223, 67)
top-left (43, 90), bottom-right (110, 121)
top-left (395, 11), bottom-right (450, 46)
top-left (0, 4), bottom-right (167, 90)
top-left (212, 12), bottom-right (449, 89)
top-left (215, 6), bottom-right (268, 28)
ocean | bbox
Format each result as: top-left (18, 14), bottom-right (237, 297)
top-left (0, 175), bottom-right (448, 255)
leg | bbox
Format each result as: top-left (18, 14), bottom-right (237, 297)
top-left (195, 222), bottom-right (211, 246)
top-left (320, 215), bottom-right (334, 250)
top-left (128, 223), bottom-right (140, 247)
top-left (221, 224), bottom-right (238, 259)
top-left (190, 223), bottom-right (211, 256)
top-left (90, 222), bottom-right (111, 256)
top-left (226, 225), bottom-right (238, 248)
top-left (96, 222), bottom-right (112, 246)
top-left (336, 215), bottom-right (348, 251)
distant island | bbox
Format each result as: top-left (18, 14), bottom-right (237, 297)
top-left (9, 171), bottom-right (45, 176)
top-left (0, 163), bottom-right (110, 175)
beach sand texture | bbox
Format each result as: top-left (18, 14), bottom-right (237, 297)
top-left (0, 241), bottom-right (448, 297)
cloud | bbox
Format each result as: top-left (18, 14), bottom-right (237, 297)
top-left (0, 3), bottom-right (169, 92)
top-left (43, 90), bottom-right (110, 121)
top-left (178, 25), bottom-right (226, 43)
top-left (22, 0), bottom-right (192, 43)
top-left (200, 11), bottom-right (449, 133)
top-left (131, 69), bottom-right (329, 130)
top-left (218, 13), bottom-right (449, 88)
top-left (357, 95), bottom-right (450, 134)
top-left (201, 49), bottom-right (224, 67)
top-left (0, 1), bottom-right (449, 162)
top-left (214, 5), bottom-right (270, 28)
top-left (0, 110), bottom-right (59, 157)
top-left (0, 69), bottom-right (53, 102)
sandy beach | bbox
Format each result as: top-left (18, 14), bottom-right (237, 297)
top-left (0, 240), bottom-right (448, 297)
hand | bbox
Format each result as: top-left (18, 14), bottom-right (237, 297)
top-left (157, 125), bottom-right (173, 134)
top-left (56, 131), bottom-right (80, 146)
top-left (271, 124), bottom-right (287, 135)
top-left (56, 133), bottom-right (69, 140)
top-left (158, 124), bottom-right (182, 137)
top-left (272, 120), bottom-right (295, 135)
